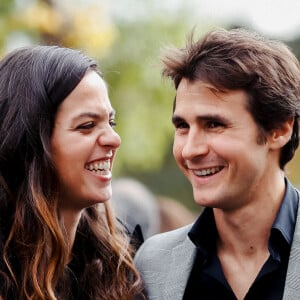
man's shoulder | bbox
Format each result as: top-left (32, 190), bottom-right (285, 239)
top-left (134, 224), bottom-right (193, 262)
top-left (145, 224), bottom-right (192, 246)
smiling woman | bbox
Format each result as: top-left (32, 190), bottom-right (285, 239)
top-left (0, 46), bottom-right (143, 300)
top-left (51, 71), bottom-right (121, 211)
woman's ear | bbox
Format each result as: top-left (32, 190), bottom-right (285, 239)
top-left (268, 117), bottom-right (294, 149)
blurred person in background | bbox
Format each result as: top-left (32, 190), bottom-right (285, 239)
top-left (112, 177), bottom-right (196, 246)
top-left (157, 196), bottom-right (196, 233)
top-left (134, 28), bottom-right (300, 300)
top-left (111, 177), bottom-right (160, 242)
top-left (0, 45), bottom-right (143, 300)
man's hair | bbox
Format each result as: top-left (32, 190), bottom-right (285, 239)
top-left (161, 28), bottom-right (300, 169)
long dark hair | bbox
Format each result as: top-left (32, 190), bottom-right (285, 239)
top-left (0, 46), bottom-right (142, 299)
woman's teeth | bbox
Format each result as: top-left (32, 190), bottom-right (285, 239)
top-left (85, 160), bottom-right (110, 175)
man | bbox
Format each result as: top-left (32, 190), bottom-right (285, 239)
top-left (134, 28), bottom-right (300, 300)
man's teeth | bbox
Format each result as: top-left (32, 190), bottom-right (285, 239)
top-left (194, 166), bottom-right (222, 177)
top-left (85, 160), bottom-right (110, 174)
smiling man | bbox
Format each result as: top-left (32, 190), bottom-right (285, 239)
top-left (134, 28), bottom-right (300, 300)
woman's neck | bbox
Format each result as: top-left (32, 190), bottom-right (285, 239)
top-left (59, 209), bottom-right (82, 261)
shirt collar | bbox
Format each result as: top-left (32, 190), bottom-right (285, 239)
top-left (271, 177), bottom-right (299, 246)
top-left (188, 178), bottom-right (299, 257)
top-left (188, 207), bottom-right (216, 257)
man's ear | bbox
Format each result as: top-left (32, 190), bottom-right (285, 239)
top-left (268, 117), bottom-right (294, 150)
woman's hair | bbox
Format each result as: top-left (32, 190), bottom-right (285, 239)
top-left (0, 46), bottom-right (142, 299)
top-left (161, 28), bottom-right (300, 169)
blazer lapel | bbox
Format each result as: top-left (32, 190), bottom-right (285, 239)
top-left (162, 235), bottom-right (197, 299)
top-left (283, 189), bottom-right (300, 300)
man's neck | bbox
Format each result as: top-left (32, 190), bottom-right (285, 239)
top-left (213, 172), bottom-right (286, 299)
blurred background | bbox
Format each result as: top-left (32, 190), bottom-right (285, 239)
top-left (1, 0), bottom-right (299, 217)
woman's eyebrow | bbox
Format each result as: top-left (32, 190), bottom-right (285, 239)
top-left (72, 108), bottom-right (116, 121)
top-left (72, 112), bottom-right (101, 121)
top-left (109, 109), bottom-right (116, 118)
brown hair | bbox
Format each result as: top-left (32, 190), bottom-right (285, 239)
top-left (0, 46), bottom-right (143, 299)
top-left (161, 28), bottom-right (300, 169)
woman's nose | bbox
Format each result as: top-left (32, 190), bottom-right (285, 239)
top-left (98, 126), bottom-right (121, 149)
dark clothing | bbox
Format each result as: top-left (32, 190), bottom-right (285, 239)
top-left (0, 219), bottom-right (140, 300)
top-left (0, 236), bottom-right (83, 300)
top-left (183, 179), bottom-right (299, 300)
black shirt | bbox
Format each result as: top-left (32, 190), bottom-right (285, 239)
top-left (183, 179), bottom-right (299, 300)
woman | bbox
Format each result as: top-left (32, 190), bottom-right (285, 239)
top-left (0, 46), bottom-right (142, 299)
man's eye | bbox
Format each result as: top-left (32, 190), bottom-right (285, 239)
top-left (207, 121), bottom-right (224, 128)
top-left (77, 122), bottom-right (95, 130)
top-left (174, 122), bottom-right (189, 129)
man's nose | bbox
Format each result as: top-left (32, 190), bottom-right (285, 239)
top-left (182, 129), bottom-right (209, 160)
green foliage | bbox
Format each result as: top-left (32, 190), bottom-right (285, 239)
top-left (0, 0), bottom-right (13, 13)
top-left (99, 14), bottom-right (202, 208)
top-left (0, 0), bottom-right (14, 52)
top-left (101, 19), bottom-right (189, 174)
top-left (286, 38), bottom-right (300, 189)
top-left (0, 0), bottom-right (299, 206)
top-left (288, 37), bottom-right (300, 65)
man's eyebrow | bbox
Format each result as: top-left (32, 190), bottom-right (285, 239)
top-left (172, 115), bottom-right (184, 124)
top-left (172, 113), bottom-right (228, 124)
top-left (196, 114), bottom-right (228, 123)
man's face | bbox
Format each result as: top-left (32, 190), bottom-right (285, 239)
top-left (172, 79), bottom-right (273, 211)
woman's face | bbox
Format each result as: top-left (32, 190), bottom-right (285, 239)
top-left (51, 71), bottom-right (121, 211)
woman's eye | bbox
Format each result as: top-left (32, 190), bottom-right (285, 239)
top-left (109, 119), bottom-right (117, 127)
top-left (77, 122), bottom-right (95, 130)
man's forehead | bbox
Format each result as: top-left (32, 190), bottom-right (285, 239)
top-left (177, 78), bottom-right (223, 95)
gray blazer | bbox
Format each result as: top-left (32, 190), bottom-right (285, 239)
top-left (134, 192), bottom-right (300, 300)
